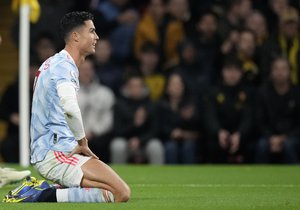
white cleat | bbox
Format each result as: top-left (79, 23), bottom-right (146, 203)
top-left (0, 168), bottom-right (31, 188)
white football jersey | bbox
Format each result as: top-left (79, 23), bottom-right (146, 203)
top-left (30, 50), bottom-right (80, 164)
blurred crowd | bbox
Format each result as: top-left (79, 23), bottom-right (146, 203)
top-left (1, 0), bottom-right (300, 164)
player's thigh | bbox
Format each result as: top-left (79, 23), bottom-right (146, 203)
top-left (81, 158), bottom-right (129, 193)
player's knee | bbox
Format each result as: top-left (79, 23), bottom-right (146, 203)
top-left (116, 184), bottom-right (131, 202)
top-left (121, 184), bottom-right (131, 202)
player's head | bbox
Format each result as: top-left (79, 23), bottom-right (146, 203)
top-left (60, 11), bottom-right (99, 55)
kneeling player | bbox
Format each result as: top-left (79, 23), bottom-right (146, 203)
top-left (4, 11), bottom-right (130, 203)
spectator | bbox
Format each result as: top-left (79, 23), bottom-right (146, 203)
top-left (166, 0), bottom-right (190, 22)
top-left (157, 72), bottom-right (202, 164)
top-left (256, 57), bottom-right (300, 163)
top-left (218, 0), bottom-right (253, 40)
top-left (265, 0), bottom-right (290, 33)
top-left (94, 38), bottom-right (123, 95)
top-left (134, 0), bottom-right (185, 69)
top-left (220, 29), bottom-right (240, 56)
top-left (0, 60), bottom-right (38, 162)
top-left (222, 29), bottom-right (260, 85)
top-left (137, 42), bottom-right (165, 101)
top-left (92, 0), bottom-right (139, 63)
top-left (236, 30), bottom-right (260, 85)
top-left (205, 58), bottom-right (253, 163)
top-left (245, 11), bottom-right (269, 73)
top-left (32, 32), bottom-right (57, 64)
top-left (111, 73), bottom-right (164, 164)
top-left (262, 7), bottom-right (300, 85)
top-left (175, 40), bottom-right (203, 95)
top-left (245, 11), bottom-right (269, 47)
top-left (191, 10), bottom-right (221, 88)
top-left (166, 0), bottom-right (193, 47)
top-left (78, 58), bottom-right (115, 163)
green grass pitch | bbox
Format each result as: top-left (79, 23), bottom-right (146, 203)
top-left (0, 165), bottom-right (300, 210)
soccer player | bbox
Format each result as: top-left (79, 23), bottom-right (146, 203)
top-left (4, 12), bottom-right (130, 203)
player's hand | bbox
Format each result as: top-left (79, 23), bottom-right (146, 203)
top-left (68, 137), bottom-right (99, 159)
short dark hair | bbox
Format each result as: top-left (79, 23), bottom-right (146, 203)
top-left (34, 32), bottom-right (55, 44)
top-left (226, 0), bottom-right (242, 10)
top-left (123, 71), bottom-right (143, 85)
top-left (140, 42), bottom-right (159, 54)
top-left (60, 11), bottom-right (94, 41)
top-left (223, 56), bottom-right (243, 71)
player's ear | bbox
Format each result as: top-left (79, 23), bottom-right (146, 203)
top-left (71, 31), bottom-right (80, 42)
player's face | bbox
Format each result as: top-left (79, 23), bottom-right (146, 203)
top-left (78, 20), bottom-right (99, 56)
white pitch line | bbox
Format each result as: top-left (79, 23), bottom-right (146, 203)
top-left (132, 184), bottom-right (300, 188)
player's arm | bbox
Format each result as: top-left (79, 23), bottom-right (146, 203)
top-left (57, 82), bottom-right (98, 159)
top-left (57, 82), bottom-right (85, 140)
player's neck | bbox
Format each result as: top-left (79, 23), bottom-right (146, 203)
top-left (64, 45), bottom-right (85, 68)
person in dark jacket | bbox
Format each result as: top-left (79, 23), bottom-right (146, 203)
top-left (94, 38), bottom-right (123, 95)
top-left (157, 72), bottom-right (202, 164)
top-left (110, 73), bottom-right (164, 164)
top-left (256, 57), bottom-right (300, 163)
top-left (205, 57), bottom-right (253, 163)
top-left (92, 0), bottom-right (138, 62)
top-left (261, 7), bottom-right (300, 85)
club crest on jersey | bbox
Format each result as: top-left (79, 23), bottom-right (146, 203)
top-left (70, 71), bottom-right (78, 86)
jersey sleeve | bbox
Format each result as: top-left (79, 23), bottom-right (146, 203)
top-left (52, 61), bottom-right (80, 91)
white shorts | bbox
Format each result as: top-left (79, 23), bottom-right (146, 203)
top-left (34, 150), bottom-right (91, 187)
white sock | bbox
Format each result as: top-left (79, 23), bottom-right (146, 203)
top-left (56, 187), bottom-right (114, 203)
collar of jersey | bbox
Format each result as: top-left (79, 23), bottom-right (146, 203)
top-left (61, 49), bottom-right (77, 67)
